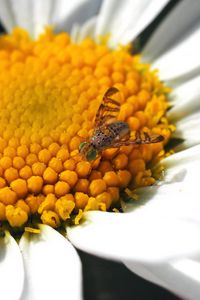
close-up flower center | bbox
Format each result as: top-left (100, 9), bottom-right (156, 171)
top-left (0, 28), bottom-right (173, 230)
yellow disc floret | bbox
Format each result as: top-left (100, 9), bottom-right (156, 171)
top-left (0, 28), bottom-right (173, 229)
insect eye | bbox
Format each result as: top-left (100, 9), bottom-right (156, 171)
top-left (86, 149), bottom-right (97, 161)
top-left (79, 142), bottom-right (88, 152)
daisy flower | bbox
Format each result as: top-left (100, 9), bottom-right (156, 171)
top-left (0, 0), bottom-right (200, 299)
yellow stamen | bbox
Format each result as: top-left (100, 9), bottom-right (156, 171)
top-left (74, 209), bottom-right (83, 225)
top-left (0, 28), bottom-right (172, 229)
top-left (25, 227), bottom-right (40, 234)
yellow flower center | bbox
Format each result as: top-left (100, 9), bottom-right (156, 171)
top-left (0, 28), bottom-right (173, 229)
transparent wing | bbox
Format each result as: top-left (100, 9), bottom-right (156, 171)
top-left (94, 87), bottom-right (121, 128)
top-left (133, 132), bottom-right (164, 144)
top-left (110, 132), bottom-right (164, 148)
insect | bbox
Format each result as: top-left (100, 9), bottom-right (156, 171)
top-left (79, 87), bottom-right (164, 161)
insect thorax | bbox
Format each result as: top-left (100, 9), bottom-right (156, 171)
top-left (91, 121), bottom-right (129, 151)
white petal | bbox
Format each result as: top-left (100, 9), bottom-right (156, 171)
top-left (172, 111), bottom-right (200, 151)
top-left (0, 232), bottom-right (24, 300)
top-left (163, 74), bottom-right (200, 150)
top-left (67, 210), bottom-right (200, 263)
top-left (123, 145), bottom-right (200, 220)
top-left (0, 0), bottom-right (52, 37)
top-left (31, 0), bottom-right (54, 37)
top-left (124, 146), bottom-right (200, 300)
top-left (168, 75), bottom-right (200, 121)
top-left (172, 258), bottom-right (200, 287)
top-left (95, 0), bottom-right (170, 48)
top-left (68, 145), bottom-right (200, 263)
top-left (0, 0), bottom-right (16, 32)
top-left (51, 0), bottom-right (101, 34)
top-left (19, 225), bottom-right (82, 300)
top-left (76, 16), bottom-right (97, 42)
top-left (124, 261), bottom-right (165, 287)
top-left (124, 257), bottom-right (200, 300)
top-left (161, 143), bottom-right (200, 167)
top-left (71, 23), bottom-right (81, 42)
top-left (143, 0), bottom-right (200, 61)
top-left (152, 25), bottom-right (200, 81)
top-left (0, 0), bottom-right (101, 38)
